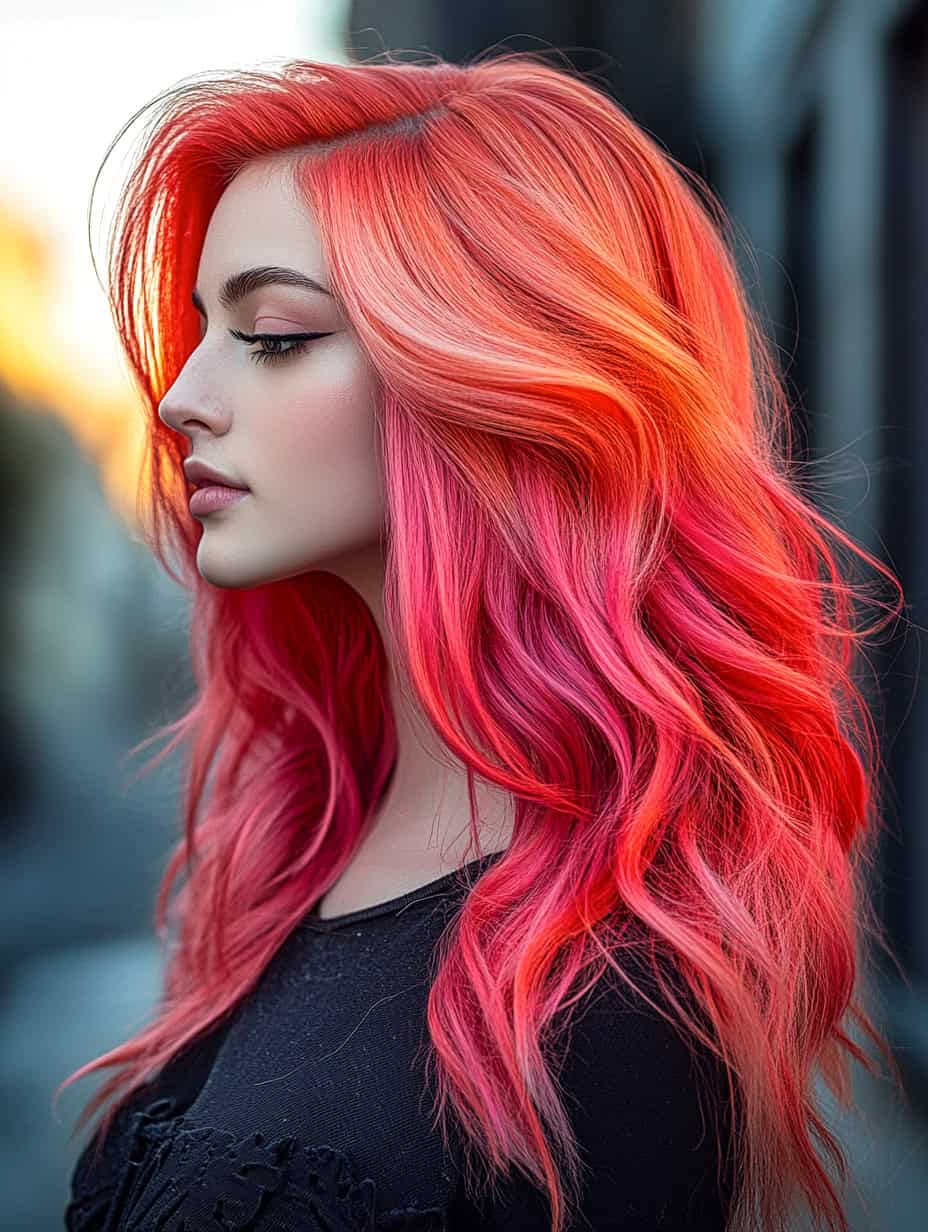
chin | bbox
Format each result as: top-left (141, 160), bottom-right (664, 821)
top-left (197, 566), bottom-right (259, 590)
top-left (195, 544), bottom-right (261, 589)
top-left (196, 547), bottom-right (318, 590)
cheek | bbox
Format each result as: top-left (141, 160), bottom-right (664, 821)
top-left (263, 356), bottom-right (383, 501)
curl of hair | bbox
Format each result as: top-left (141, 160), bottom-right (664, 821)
top-left (56, 49), bottom-right (907, 1232)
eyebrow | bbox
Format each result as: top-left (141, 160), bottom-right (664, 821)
top-left (191, 265), bottom-right (333, 316)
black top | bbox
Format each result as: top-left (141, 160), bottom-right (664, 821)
top-left (65, 851), bottom-right (735, 1231)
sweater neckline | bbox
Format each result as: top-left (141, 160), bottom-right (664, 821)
top-left (303, 849), bottom-right (507, 931)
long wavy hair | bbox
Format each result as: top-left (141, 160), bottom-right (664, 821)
top-left (55, 49), bottom-right (907, 1232)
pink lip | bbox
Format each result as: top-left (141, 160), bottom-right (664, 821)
top-left (189, 484), bottom-right (250, 515)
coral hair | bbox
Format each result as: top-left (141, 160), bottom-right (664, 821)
top-left (55, 49), bottom-right (907, 1232)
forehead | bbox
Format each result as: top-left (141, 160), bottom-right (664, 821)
top-left (197, 157), bottom-right (326, 281)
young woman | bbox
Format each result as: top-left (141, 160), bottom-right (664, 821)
top-left (58, 50), bottom-right (904, 1232)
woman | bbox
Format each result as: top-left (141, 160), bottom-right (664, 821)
top-left (58, 50), bottom-right (904, 1232)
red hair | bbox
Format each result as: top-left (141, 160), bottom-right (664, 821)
top-left (56, 50), bottom-right (907, 1232)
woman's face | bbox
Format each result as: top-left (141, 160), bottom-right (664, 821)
top-left (158, 156), bottom-right (385, 589)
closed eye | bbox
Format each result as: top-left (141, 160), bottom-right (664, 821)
top-left (229, 327), bottom-right (333, 366)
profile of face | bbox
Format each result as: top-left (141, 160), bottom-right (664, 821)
top-left (158, 156), bottom-right (386, 589)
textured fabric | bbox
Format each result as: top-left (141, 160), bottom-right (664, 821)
top-left (65, 851), bottom-right (735, 1230)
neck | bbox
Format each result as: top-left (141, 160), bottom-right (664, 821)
top-left (313, 541), bottom-right (514, 876)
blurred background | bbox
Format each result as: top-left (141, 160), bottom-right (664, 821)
top-left (1, 1), bottom-right (925, 1227)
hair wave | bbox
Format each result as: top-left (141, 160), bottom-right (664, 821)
top-left (56, 49), bottom-right (907, 1232)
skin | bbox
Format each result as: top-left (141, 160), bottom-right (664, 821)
top-left (158, 156), bottom-right (513, 917)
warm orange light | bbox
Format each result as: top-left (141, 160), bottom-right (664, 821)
top-left (0, 194), bottom-right (146, 526)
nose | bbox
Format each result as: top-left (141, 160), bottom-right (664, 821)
top-left (157, 372), bottom-right (231, 440)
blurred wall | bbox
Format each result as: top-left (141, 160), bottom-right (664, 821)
top-left (695, 0), bottom-right (928, 1109)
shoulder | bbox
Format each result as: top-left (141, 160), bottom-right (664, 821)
top-left (562, 953), bottom-right (734, 1182)
top-left (558, 944), bottom-right (725, 1102)
top-left (449, 949), bottom-right (736, 1231)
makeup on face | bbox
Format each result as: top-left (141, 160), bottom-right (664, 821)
top-left (253, 312), bottom-right (315, 331)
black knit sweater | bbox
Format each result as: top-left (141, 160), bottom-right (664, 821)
top-left (65, 851), bottom-right (735, 1231)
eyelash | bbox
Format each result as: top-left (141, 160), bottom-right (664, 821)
top-left (228, 327), bottom-right (330, 366)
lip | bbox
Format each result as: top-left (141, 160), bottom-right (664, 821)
top-left (188, 485), bottom-right (250, 516)
top-left (183, 459), bottom-right (249, 490)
